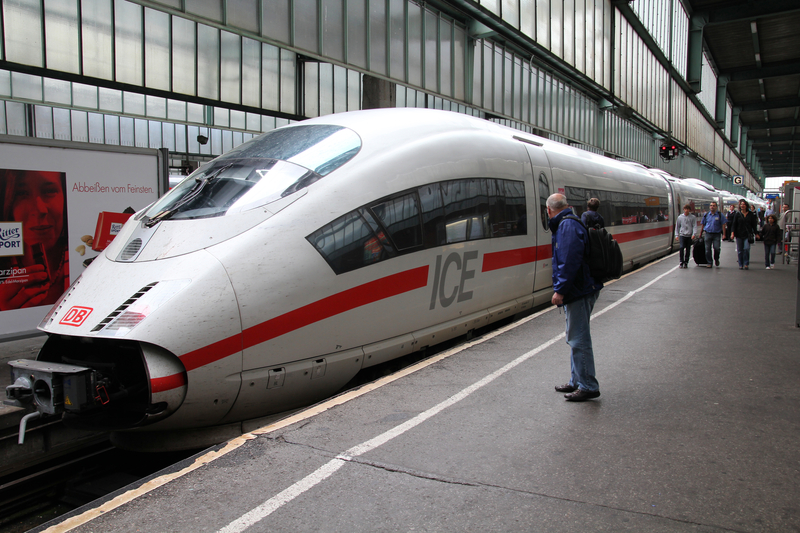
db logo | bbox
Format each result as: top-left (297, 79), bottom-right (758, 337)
top-left (59, 306), bottom-right (93, 327)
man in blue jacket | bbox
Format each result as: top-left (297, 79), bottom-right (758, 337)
top-left (547, 193), bottom-right (604, 402)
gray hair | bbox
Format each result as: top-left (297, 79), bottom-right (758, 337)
top-left (546, 193), bottom-right (568, 211)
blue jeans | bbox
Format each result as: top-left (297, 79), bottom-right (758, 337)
top-left (735, 237), bottom-right (751, 267)
top-left (564, 291), bottom-right (599, 392)
top-left (704, 232), bottom-right (722, 264)
top-left (764, 242), bottom-right (776, 266)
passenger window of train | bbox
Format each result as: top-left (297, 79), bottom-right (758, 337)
top-left (307, 211), bottom-right (388, 275)
top-left (419, 183), bottom-right (445, 247)
top-left (370, 193), bottom-right (423, 250)
top-left (538, 173), bottom-right (550, 231)
top-left (442, 179), bottom-right (489, 243)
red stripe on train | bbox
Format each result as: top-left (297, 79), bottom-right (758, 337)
top-left (178, 266), bottom-right (430, 374)
top-left (151, 372), bottom-right (187, 393)
top-left (481, 245), bottom-right (551, 272)
top-left (610, 226), bottom-right (672, 243)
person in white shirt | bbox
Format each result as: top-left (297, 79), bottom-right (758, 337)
top-left (674, 204), bottom-right (698, 268)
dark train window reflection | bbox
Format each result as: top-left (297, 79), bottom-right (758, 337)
top-left (308, 177), bottom-right (527, 275)
top-left (565, 185), bottom-right (668, 227)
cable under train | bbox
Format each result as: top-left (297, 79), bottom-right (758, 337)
top-left (6, 108), bottom-right (727, 451)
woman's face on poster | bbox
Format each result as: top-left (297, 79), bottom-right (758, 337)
top-left (12, 172), bottom-right (64, 248)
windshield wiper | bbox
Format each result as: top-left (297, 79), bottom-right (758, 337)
top-left (144, 165), bottom-right (230, 227)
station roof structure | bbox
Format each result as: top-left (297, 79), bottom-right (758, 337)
top-left (687, 0), bottom-right (800, 178)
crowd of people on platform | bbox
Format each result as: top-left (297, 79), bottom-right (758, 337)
top-left (676, 199), bottom-right (794, 270)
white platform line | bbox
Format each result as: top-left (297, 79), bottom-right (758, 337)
top-left (216, 265), bottom-right (678, 533)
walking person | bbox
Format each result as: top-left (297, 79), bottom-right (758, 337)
top-left (546, 194), bottom-right (604, 402)
top-left (581, 197), bottom-right (605, 229)
top-left (674, 204), bottom-right (698, 268)
top-left (698, 201), bottom-right (727, 268)
top-left (730, 199), bottom-right (759, 270)
top-left (761, 214), bottom-right (781, 269)
top-left (725, 205), bottom-right (735, 241)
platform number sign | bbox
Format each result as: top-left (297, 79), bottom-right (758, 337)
top-left (733, 175), bottom-right (743, 185)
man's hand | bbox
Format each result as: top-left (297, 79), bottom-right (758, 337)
top-left (552, 292), bottom-right (564, 306)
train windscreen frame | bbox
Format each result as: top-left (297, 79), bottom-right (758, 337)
top-left (143, 125), bottom-right (361, 223)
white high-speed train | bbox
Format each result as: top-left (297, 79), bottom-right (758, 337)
top-left (6, 109), bottom-right (723, 450)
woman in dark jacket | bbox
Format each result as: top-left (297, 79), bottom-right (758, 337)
top-left (761, 214), bottom-right (781, 269)
top-left (730, 199), bottom-right (759, 269)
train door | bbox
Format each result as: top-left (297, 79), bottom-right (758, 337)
top-left (520, 141), bottom-right (554, 297)
top-left (664, 179), bottom-right (677, 253)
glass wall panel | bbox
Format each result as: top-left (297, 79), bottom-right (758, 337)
top-left (370, 0), bottom-right (387, 75)
top-left (440, 20), bottom-right (451, 97)
top-left (0, 72), bottom-right (10, 96)
top-left (295, 0), bottom-right (319, 54)
top-left (144, 8), bottom-right (170, 91)
top-left (280, 49), bottom-right (296, 114)
top-left (333, 65), bottom-right (347, 113)
top-left (104, 114), bottom-right (120, 144)
top-left (197, 24), bottom-right (220, 100)
top-left (99, 87), bottom-right (121, 111)
top-left (503, 0), bottom-right (519, 29)
top-left (187, 102), bottom-right (204, 123)
top-left (146, 95), bottom-right (167, 118)
top-left (521, 0), bottom-right (534, 39)
top-left (319, 63), bottom-right (334, 116)
top-left (389, 0), bottom-right (406, 80)
top-left (262, 0), bottom-right (290, 43)
top-left (585, 0), bottom-right (594, 79)
top-left (220, 31), bottom-right (241, 104)
top-left (347, 0), bottom-right (367, 69)
top-left (5, 101), bottom-right (26, 135)
top-left (348, 70), bottom-right (361, 111)
top-left (407, 3), bottom-right (422, 87)
top-left (44, 78), bottom-right (72, 105)
top-left (453, 29), bottom-right (465, 101)
top-left (261, 43), bottom-right (280, 111)
top-left (185, 0), bottom-right (222, 23)
top-left (87, 111), bottom-right (103, 142)
top-left (162, 122), bottom-right (176, 150)
top-left (123, 91), bottom-right (145, 115)
top-left (172, 16), bottom-right (196, 96)
top-left (12, 72), bottom-right (42, 101)
top-left (536, 0), bottom-right (549, 49)
top-left (300, 63), bottom-right (320, 117)
top-left (322, 0), bottom-right (344, 62)
top-left (563, 0), bottom-right (573, 66)
top-left (241, 38), bottom-right (261, 108)
top-left (230, 109), bottom-right (245, 129)
top-left (227, 0), bottom-right (259, 33)
top-left (597, 0), bottom-right (607, 89)
top-left (213, 106), bottom-right (229, 127)
top-left (73, 82), bottom-right (98, 109)
top-left (53, 107), bottom-right (71, 139)
top-left (424, 11), bottom-right (438, 91)
top-left (574, 0), bottom-right (584, 73)
top-left (45, 0), bottom-right (80, 73)
top-left (34, 105), bottom-right (54, 138)
top-left (550, 0), bottom-right (562, 58)
top-left (3, 0), bottom-right (44, 66)
top-left (114, 0), bottom-right (143, 85)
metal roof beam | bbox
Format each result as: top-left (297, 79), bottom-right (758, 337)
top-left (699, 0), bottom-right (800, 26)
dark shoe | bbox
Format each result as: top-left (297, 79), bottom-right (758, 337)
top-left (555, 383), bottom-right (577, 393)
top-left (564, 389), bottom-right (601, 401)
top-left (715, 259), bottom-right (720, 266)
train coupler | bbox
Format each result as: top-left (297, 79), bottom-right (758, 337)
top-left (4, 359), bottom-right (97, 444)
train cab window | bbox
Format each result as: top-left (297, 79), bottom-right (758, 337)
top-left (370, 193), bottom-right (422, 250)
top-left (143, 125), bottom-right (362, 225)
top-left (538, 173), bottom-right (550, 230)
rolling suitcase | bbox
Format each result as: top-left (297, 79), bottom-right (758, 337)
top-left (693, 237), bottom-right (708, 265)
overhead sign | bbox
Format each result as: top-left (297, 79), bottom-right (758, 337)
top-left (733, 175), bottom-right (744, 185)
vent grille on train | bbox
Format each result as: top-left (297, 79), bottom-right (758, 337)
top-left (91, 282), bottom-right (159, 333)
top-left (119, 238), bottom-right (143, 261)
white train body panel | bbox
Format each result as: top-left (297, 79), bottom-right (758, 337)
top-left (18, 108), bottom-right (715, 447)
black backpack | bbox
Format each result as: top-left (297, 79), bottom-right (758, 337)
top-left (564, 215), bottom-right (623, 283)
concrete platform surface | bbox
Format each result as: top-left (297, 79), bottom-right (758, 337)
top-left (18, 241), bottom-right (800, 532)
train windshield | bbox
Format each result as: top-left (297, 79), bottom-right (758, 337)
top-left (144, 125), bottom-right (361, 223)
